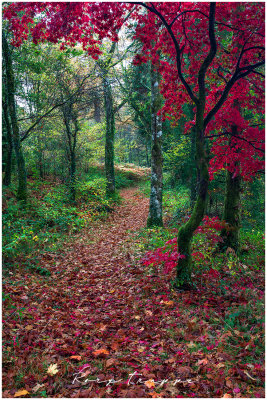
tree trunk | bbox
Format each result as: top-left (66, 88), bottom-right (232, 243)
top-left (93, 91), bottom-right (101, 123)
top-left (2, 32), bottom-right (27, 201)
top-left (2, 100), bottom-right (13, 186)
top-left (147, 63), bottom-right (163, 227)
top-left (36, 134), bottom-right (44, 180)
top-left (69, 150), bottom-right (76, 203)
top-left (176, 108), bottom-right (209, 288)
top-left (190, 127), bottom-right (197, 208)
top-left (145, 141), bottom-right (150, 168)
top-left (62, 101), bottom-right (78, 203)
top-left (103, 74), bottom-right (116, 196)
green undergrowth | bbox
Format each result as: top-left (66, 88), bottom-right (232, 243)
top-left (3, 165), bottom-right (149, 272)
top-left (134, 182), bottom-right (264, 367)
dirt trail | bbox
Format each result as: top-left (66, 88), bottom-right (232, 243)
top-left (54, 187), bottom-right (149, 284)
top-left (3, 187), bottom-right (158, 397)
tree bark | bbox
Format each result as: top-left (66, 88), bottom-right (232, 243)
top-left (176, 107), bottom-right (209, 288)
top-left (103, 74), bottom-right (116, 196)
top-left (147, 62), bottom-right (163, 227)
top-left (93, 91), bottom-right (101, 123)
top-left (2, 100), bottom-right (13, 186)
top-left (2, 32), bottom-right (27, 201)
top-left (62, 102), bottom-right (78, 203)
top-left (190, 127), bottom-right (197, 208)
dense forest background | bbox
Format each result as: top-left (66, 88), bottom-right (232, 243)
top-left (2, 25), bottom-right (264, 262)
top-left (2, 2), bottom-right (265, 398)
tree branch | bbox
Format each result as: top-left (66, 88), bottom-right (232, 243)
top-left (198, 3), bottom-right (217, 102)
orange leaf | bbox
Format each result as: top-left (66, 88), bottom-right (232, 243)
top-left (149, 391), bottom-right (162, 398)
top-left (163, 301), bottom-right (174, 306)
top-left (223, 394), bottom-right (232, 398)
top-left (25, 325), bottom-right (33, 331)
top-left (93, 348), bottom-right (109, 357)
top-left (144, 379), bottom-right (155, 389)
top-left (14, 389), bottom-right (29, 397)
top-left (197, 358), bottom-right (208, 366)
top-left (70, 355), bottom-right (82, 361)
top-left (111, 342), bottom-right (119, 351)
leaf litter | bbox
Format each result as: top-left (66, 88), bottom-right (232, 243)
top-left (2, 188), bottom-right (264, 398)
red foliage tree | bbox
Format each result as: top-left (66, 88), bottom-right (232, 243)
top-left (4, 2), bottom-right (265, 288)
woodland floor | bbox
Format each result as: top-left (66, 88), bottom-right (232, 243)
top-left (2, 187), bottom-right (265, 398)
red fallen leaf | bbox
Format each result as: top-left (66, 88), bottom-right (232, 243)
top-left (70, 355), bottom-right (82, 361)
top-left (93, 348), bottom-right (109, 357)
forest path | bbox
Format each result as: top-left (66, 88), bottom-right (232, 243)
top-left (3, 186), bottom-right (265, 398)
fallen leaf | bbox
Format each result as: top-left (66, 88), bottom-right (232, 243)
top-left (47, 363), bottom-right (59, 376)
top-left (197, 358), bottom-right (208, 366)
top-left (70, 355), bottom-right (82, 361)
top-left (177, 366), bottom-right (193, 378)
top-left (137, 346), bottom-right (146, 353)
top-left (163, 300), bottom-right (174, 306)
top-left (111, 342), bottom-right (119, 351)
top-left (93, 348), bottom-right (109, 357)
top-left (149, 391), bottom-right (162, 397)
top-left (106, 358), bottom-right (117, 368)
top-left (14, 389), bottom-right (29, 397)
top-left (144, 379), bottom-right (155, 389)
top-left (25, 325), bottom-right (33, 331)
top-left (32, 383), bottom-right (45, 393)
top-left (165, 357), bottom-right (176, 364)
top-left (223, 394), bottom-right (232, 398)
top-left (98, 323), bottom-right (107, 332)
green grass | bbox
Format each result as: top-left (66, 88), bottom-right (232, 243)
top-left (3, 165), bottom-right (149, 272)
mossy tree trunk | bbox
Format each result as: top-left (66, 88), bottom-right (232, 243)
top-left (62, 102), bottom-right (78, 203)
top-left (176, 107), bottom-right (209, 287)
top-left (2, 99), bottom-right (13, 186)
top-left (147, 62), bottom-right (163, 227)
top-left (190, 127), bottom-right (197, 208)
top-left (93, 91), bottom-right (101, 123)
top-left (174, 3), bottom-right (216, 288)
top-left (3, 32), bottom-right (27, 201)
top-left (103, 73), bottom-right (116, 197)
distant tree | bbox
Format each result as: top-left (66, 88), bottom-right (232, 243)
top-left (2, 31), bottom-right (27, 201)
